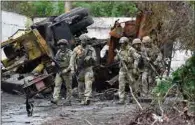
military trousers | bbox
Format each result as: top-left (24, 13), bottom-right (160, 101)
top-left (77, 67), bottom-right (94, 101)
top-left (118, 68), bottom-right (140, 100)
top-left (141, 67), bottom-right (154, 96)
top-left (53, 72), bottom-right (72, 101)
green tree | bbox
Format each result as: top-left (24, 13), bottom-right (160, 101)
top-left (72, 1), bottom-right (138, 17)
top-left (1, 1), bottom-right (138, 17)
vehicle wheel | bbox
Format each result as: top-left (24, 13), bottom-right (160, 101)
top-left (31, 16), bottom-right (56, 29)
top-left (69, 16), bottom-right (94, 34)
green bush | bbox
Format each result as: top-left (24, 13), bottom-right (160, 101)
top-left (172, 55), bottom-right (195, 101)
top-left (152, 77), bottom-right (172, 98)
top-left (152, 55), bottom-right (195, 102)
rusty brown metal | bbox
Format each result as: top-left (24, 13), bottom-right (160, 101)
top-left (107, 24), bottom-right (123, 64)
top-left (123, 20), bottom-right (137, 38)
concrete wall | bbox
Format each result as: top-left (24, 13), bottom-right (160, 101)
top-left (86, 17), bottom-right (136, 39)
top-left (170, 50), bottom-right (192, 72)
top-left (1, 11), bottom-right (32, 42)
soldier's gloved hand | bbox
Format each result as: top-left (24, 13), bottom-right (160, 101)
top-left (153, 61), bottom-right (158, 66)
top-left (146, 57), bottom-right (151, 61)
top-left (58, 72), bottom-right (62, 76)
top-left (133, 68), bottom-right (138, 75)
top-left (51, 62), bottom-right (55, 66)
top-left (62, 69), bottom-right (68, 74)
top-left (85, 56), bottom-right (91, 61)
top-left (71, 70), bottom-right (75, 74)
top-left (114, 49), bottom-right (118, 53)
top-left (133, 61), bottom-right (138, 69)
top-left (160, 67), bottom-right (165, 74)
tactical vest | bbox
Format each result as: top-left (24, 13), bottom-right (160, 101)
top-left (55, 49), bottom-right (71, 68)
top-left (119, 49), bottom-right (134, 69)
top-left (76, 46), bottom-right (95, 70)
top-left (145, 47), bottom-right (158, 62)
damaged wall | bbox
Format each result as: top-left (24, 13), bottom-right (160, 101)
top-left (1, 11), bottom-right (32, 42)
top-left (170, 50), bottom-right (192, 72)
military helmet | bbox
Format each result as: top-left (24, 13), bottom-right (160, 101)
top-left (57, 39), bottom-right (68, 46)
top-left (132, 38), bottom-right (141, 45)
top-left (142, 36), bottom-right (151, 43)
top-left (119, 37), bottom-right (129, 44)
top-left (79, 34), bottom-right (90, 42)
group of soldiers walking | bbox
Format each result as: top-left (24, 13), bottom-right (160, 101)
top-left (51, 34), bottom-right (97, 105)
top-left (116, 36), bottom-right (163, 104)
top-left (50, 34), bottom-right (164, 106)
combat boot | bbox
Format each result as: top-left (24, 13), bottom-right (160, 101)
top-left (116, 98), bottom-right (125, 105)
top-left (81, 98), bottom-right (90, 105)
top-left (81, 100), bottom-right (90, 105)
top-left (51, 98), bottom-right (59, 105)
top-left (63, 100), bottom-right (71, 106)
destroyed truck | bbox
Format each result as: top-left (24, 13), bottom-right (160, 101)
top-left (1, 7), bottom-right (119, 98)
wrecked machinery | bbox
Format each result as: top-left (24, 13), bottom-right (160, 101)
top-left (1, 7), bottom-right (119, 98)
top-left (1, 7), bottom-right (157, 100)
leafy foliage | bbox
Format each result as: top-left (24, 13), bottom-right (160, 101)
top-left (152, 55), bottom-right (195, 102)
top-left (1, 1), bottom-right (138, 17)
top-left (72, 1), bottom-right (138, 17)
top-left (152, 77), bottom-right (172, 98)
top-left (172, 55), bottom-right (195, 101)
top-left (136, 1), bottom-right (195, 51)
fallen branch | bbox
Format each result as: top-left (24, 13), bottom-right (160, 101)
top-left (129, 86), bottom-right (143, 110)
top-left (158, 99), bottom-right (164, 117)
top-left (94, 88), bottom-right (118, 96)
top-left (151, 119), bottom-right (158, 125)
top-left (173, 106), bottom-right (182, 114)
top-left (163, 84), bottom-right (176, 100)
top-left (152, 83), bottom-right (177, 123)
top-left (84, 119), bottom-right (93, 125)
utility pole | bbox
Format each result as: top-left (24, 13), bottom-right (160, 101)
top-left (65, 1), bottom-right (72, 13)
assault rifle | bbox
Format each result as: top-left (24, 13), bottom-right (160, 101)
top-left (115, 49), bottom-right (134, 82)
top-left (140, 45), bottom-right (161, 77)
top-left (49, 55), bottom-right (66, 83)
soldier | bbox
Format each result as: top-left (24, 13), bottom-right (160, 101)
top-left (51, 39), bottom-right (73, 105)
top-left (141, 36), bottom-right (163, 96)
top-left (115, 37), bottom-right (141, 104)
top-left (71, 34), bottom-right (97, 105)
top-left (131, 38), bottom-right (143, 97)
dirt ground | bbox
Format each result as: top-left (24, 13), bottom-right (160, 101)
top-left (2, 92), bottom-right (195, 125)
top-left (2, 92), bottom-right (147, 125)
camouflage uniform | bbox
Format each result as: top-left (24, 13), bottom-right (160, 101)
top-left (141, 36), bottom-right (163, 96)
top-left (115, 37), bottom-right (141, 104)
top-left (71, 34), bottom-right (97, 105)
top-left (52, 39), bottom-right (73, 104)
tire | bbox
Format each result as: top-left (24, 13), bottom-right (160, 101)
top-left (31, 16), bottom-right (57, 29)
top-left (57, 15), bottom-right (83, 26)
top-left (69, 16), bottom-right (94, 34)
top-left (54, 7), bottom-right (89, 22)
